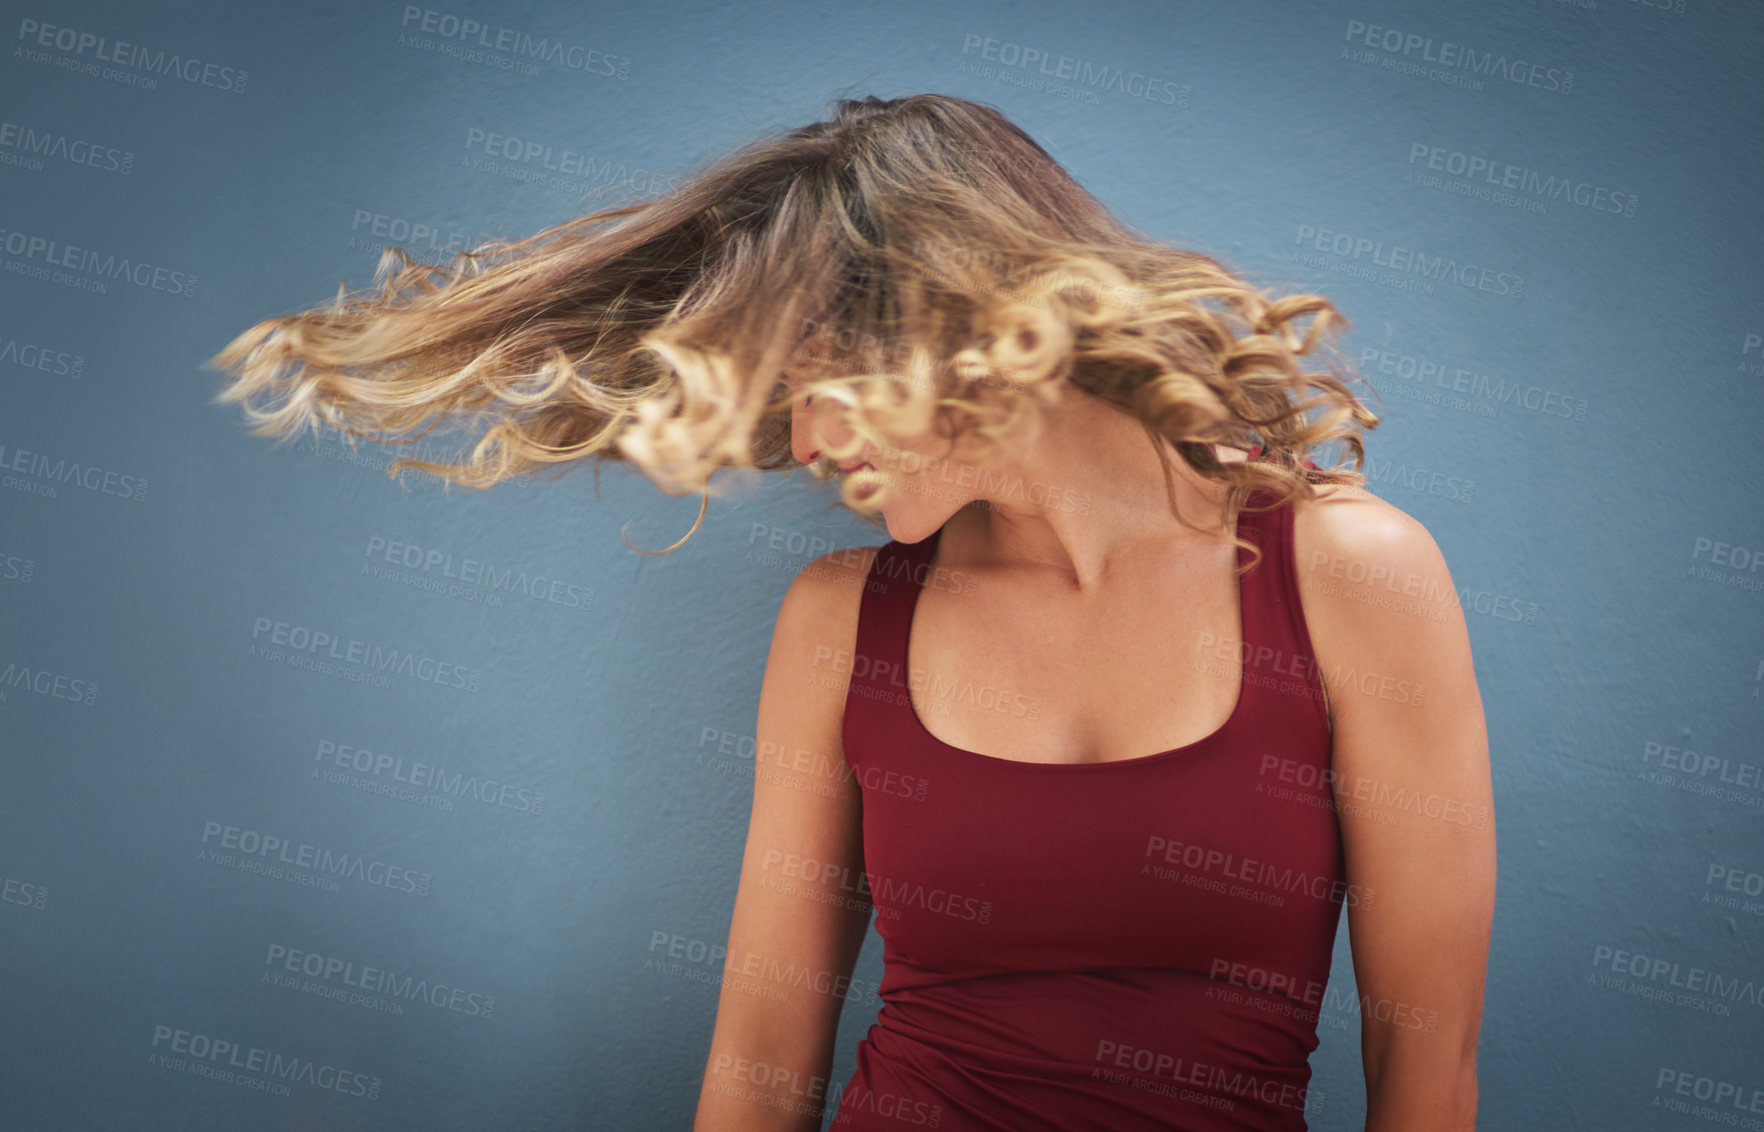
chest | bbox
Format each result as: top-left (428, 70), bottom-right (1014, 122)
top-left (903, 542), bottom-right (1248, 766)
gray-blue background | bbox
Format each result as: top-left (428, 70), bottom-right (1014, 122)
top-left (3, 0), bottom-right (1761, 1128)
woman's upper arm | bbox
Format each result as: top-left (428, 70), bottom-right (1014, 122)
top-left (695, 546), bottom-right (880, 1128)
top-left (1293, 489), bottom-right (1495, 1129)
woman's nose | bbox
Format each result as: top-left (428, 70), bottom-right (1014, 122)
top-left (790, 390), bottom-right (854, 466)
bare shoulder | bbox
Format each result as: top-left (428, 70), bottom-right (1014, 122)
top-left (772, 544), bottom-right (885, 655)
top-left (1287, 480), bottom-right (1468, 719)
top-left (1289, 480), bottom-right (1453, 584)
top-left (1210, 444), bottom-right (1446, 568)
top-left (758, 544), bottom-right (886, 772)
top-left (782, 544), bottom-right (882, 613)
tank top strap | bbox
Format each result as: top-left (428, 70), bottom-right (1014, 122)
top-left (844, 536), bottom-right (936, 765)
top-left (1235, 461), bottom-right (1331, 730)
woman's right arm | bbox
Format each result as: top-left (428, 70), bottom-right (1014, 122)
top-left (693, 547), bottom-right (880, 1132)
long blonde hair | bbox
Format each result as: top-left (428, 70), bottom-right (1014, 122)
top-left (207, 92), bottom-right (1380, 568)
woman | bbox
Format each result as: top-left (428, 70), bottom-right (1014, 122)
top-left (209, 93), bottom-right (1494, 1131)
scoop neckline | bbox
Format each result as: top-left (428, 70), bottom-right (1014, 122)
top-left (892, 504), bottom-right (1257, 770)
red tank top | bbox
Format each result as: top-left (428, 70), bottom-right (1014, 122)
top-left (831, 464), bottom-right (1342, 1131)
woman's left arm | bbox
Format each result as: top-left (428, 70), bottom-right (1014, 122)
top-left (1293, 490), bottom-right (1498, 1132)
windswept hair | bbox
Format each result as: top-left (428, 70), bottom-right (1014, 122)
top-left (208, 92), bottom-right (1380, 568)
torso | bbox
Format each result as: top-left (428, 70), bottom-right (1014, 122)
top-left (833, 448), bottom-right (1352, 1128)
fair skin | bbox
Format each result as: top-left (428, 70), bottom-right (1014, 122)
top-left (692, 369), bottom-right (1495, 1131)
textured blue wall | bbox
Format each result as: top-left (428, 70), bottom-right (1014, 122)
top-left (3, 0), bottom-right (1760, 1128)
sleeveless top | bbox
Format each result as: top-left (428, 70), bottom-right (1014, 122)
top-left (831, 460), bottom-right (1342, 1131)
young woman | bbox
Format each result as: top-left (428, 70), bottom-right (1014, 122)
top-left (210, 93), bottom-right (1495, 1131)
